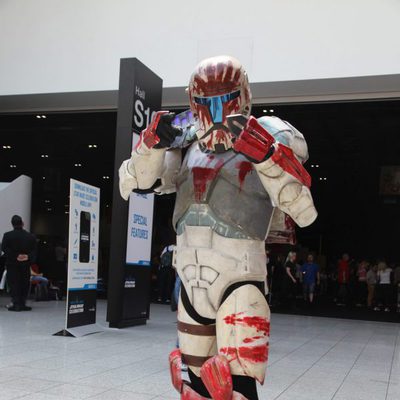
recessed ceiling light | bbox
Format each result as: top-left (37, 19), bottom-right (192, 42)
top-left (2, 145), bottom-right (11, 149)
top-left (263, 109), bottom-right (267, 113)
top-left (41, 115), bottom-right (47, 119)
top-left (65, 211), bottom-right (69, 214)
top-left (42, 176), bottom-right (46, 180)
top-left (9, 164), bottom-right (16, 168)
top-left (106, 205), bottom-right (109, 208)
top-left (88, 144), bottom-right (98, 148)
top-left (74, 163), bottom-right (82, 167)
top-left (269, 109), bottom-right (274, 113)
top-left (36, 115), bottom-right (41, 119)
top-left (47, 208), bottom-right (52, 211)
top-left (45, 200), bottom-right (50, 203)
top-left (41, 154), bottom-right (49, 158)
top-left (102, 175), bottom-right (110, 179)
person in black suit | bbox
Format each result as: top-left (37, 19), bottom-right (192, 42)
top-left (1, 215), bottom-right (36, 311)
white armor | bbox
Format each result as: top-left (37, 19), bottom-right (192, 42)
top-left (119, 55), bottom-right (317, 400)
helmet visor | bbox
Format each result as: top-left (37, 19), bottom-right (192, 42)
top-left (194, 90), bottom-right (240, 123)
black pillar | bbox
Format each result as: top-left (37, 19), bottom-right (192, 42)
top-left (107, 58), bottom-right (162, 328)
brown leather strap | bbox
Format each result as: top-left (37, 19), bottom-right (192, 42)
top-left (181, 353), bottom-right (212, 367)
top-left (178, 321), bottom-right (216, 336)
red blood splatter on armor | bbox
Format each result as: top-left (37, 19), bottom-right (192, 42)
top-left (220, 346), bottom-right (238, 361)
top-left (271, 143), bottom-right (311, 187)
top-left (206, 133), bottom-right (214, 149)
top-left (242, 336), bottom-right (263, 344)
top-left (192, 159), bottom-right (224, 202)
top-left (223, 313), bottom-right (270, 336)
top-left (216, 130), bottom-right (227, 143)
top-left (235, 161), bottom-right (253, 190)
top-left (220, 344), bottom-right (269, 363)
top-left (205, 154), bottom-right (215, 164)
top-left (238, 344), bottom-right (269, 363)
top-left (193, 60), bottom-right (238, 96)
top-left (198, 105), bottom-right (212, 125)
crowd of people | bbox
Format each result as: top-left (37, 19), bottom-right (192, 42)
top-left (267, 251), bottom-right (400, 313)
top-left (153, 244), bottom-right (400, 316)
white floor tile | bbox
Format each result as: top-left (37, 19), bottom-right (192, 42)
top-left (0, 297), bottom-right (398, 400)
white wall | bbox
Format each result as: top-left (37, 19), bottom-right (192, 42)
top-left (0, 176), bottom-right (32, 243)
top-left (0, 0), bottom-right (399, 95)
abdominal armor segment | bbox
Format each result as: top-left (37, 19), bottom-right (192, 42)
top-left (175, 225), bottom-right (267, 320)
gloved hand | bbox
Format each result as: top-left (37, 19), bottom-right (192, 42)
top-left (141, 111), bottom-right (182, 149)
top-left (227, 115), bottom-right (275, 163)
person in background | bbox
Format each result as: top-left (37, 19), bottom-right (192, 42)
top-left (356, 260), bottom-right (368, 307)
top-left (375, 261), bottom-right (393, 312)
top-left (158, 244), bottom-right (175, 303)
top-left (30, 263), bottom-right (49, 301)
top-left (54, 240), bottom-right (67, 271)
top-left (283, 251), bottom-right (297, 309)
top-left (295, 260), bottom-right (303, 299)
top-left (337, 253), bottom-right (350, 306)
top-left (302, 253), bottom-right (320, 304)
top-left (271, 254), bottom-right (285, 307)
top-left (366, 263), bottom-right (377, 309)
top-left (319, 265), bottom-right (328, 297)
top-left (1, 215), bottom-right (36, 311)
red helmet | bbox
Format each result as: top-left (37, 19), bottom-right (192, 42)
top-left (188, 55), bottom-right (252, 152)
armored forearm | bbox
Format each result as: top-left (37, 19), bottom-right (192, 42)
top-left (255, 157), bottom-right (317, 227)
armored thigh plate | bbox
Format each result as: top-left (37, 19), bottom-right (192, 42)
top-left (175, 226), bottom-right (267, 319)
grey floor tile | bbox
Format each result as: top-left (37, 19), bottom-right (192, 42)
top-left (41, 382), bottom-right (109, 399)
top-left (2, 377), bottom-right (62, 392)
top-left (0, 384), bottom-right (31, 400)
top-left (87, 389), bottom-right (155, 399)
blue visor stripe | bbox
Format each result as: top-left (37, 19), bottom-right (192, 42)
top-left (194, 90), bottom-right (240, 123)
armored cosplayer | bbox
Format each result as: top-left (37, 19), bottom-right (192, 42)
top-left (119, 56), bottom-right (317, 400)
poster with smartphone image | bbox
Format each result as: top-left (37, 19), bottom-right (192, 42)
top-left (65, 179), bottom-right (100, 333)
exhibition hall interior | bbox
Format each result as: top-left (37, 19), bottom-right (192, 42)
top-left (0, 1), bottom-right (399, 400)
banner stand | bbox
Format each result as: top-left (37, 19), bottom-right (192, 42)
top-left (54, 179), bottom-right (102, 338)
top-left (54, 324), bottom-right (103, 338)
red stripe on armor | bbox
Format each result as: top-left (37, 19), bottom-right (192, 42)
top-left (192, 159), bottom-right (224, 202)
top-left (235, 161), bottom-right (253, 191)
top-left (242, 336), bottom-right (263, 343)
top-left (271, 143), bottom-right (312, 188)
top-left (220, 344), bottom-right (269, 364)
top-left (223, 313), bottom-right (270, 336)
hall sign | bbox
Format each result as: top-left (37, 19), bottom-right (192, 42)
top-left (133, 85), bottom-right (157, 130)
top-left (107, 58), bottom-right (162, 328)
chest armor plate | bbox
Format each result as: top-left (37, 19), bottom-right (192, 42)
top-left (173, 144), bottom-right (274, 240)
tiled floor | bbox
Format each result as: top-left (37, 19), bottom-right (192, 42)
top-left (0, 296), bottom-right (398, 400)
